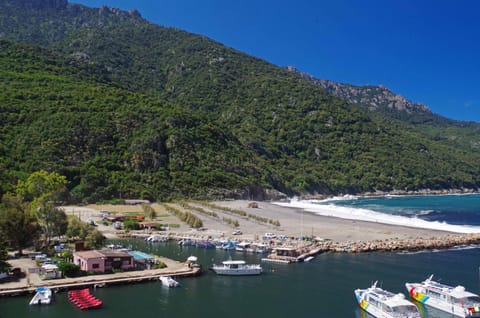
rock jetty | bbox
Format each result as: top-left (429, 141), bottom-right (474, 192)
top-left (313, 233), bottom-right (480, 253)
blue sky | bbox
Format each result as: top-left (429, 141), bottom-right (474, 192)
top-left (74, 0), bottom-right (480, 122)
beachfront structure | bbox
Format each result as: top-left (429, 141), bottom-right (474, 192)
top-left (40, 264), bottom-right (61, 279)
top-left (128, 250), bottom-right (156, 270)
top-left (73, 250), bottom-right (134, 273)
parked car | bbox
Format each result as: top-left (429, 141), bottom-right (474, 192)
top-left (232, 230), bottom-right (242, 235)
top-left (263, 232), bottom-right (276, 239)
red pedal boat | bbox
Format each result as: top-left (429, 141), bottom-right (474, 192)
top-left (67, 288), bottom-right (103, 310)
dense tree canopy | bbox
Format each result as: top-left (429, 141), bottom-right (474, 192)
top-left (0, 1), bottom-right (479, 203)
top-left (0, 194), bottom-right (41, 255)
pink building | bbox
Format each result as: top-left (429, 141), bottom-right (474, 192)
top-left (74, 250), bottom-right (134, 273)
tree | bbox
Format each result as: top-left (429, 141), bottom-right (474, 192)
top-left (15, 171), bottom-right (69, 247)
top-left (84, 229), bottom-right (105, 249)
top-left (37, 203), bottom-right (68, 246)
top-left (57, 261), bottom-right (80, 277)
top-left (66, 216), bottom-right (90, 240)
top-left (0, 194), bottom-right (41, 256)
top-left (0, 232), bottom-right (11, 273)
top-left (123, 218), bottom-right (139, 231)
top-left (65, 216), bottom-right (104, 249)
top-left (16, 170), bottom-right (68, 207)
top-left (142, 204), bottom-right (157, 220)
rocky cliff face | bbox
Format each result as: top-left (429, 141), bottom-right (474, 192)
top-left (14, 0), bottom-right (68, 9)
top-left (286, 66), bottom-right (431, 115)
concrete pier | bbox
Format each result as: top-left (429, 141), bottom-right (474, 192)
top-left (0, 257), bottom-right (200, 297)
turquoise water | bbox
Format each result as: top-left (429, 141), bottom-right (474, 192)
top-left (2, 195), bottom-right (480, 317)
top-left (327, 194), bottom-right (480, 226)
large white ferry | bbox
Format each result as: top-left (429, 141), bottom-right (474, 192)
top-left (406, 275), bottom-right (480, 317)
top-left (355, 282), bottom-right (420, 318)
top-left (210, 260), bottom-right (262, 276)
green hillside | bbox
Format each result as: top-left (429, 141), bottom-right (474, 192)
top-left (289, 68), bottom-right (480, 151)
top-left (0, 0), bottom-right (479, 201)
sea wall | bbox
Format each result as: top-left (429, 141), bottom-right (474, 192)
top-left (315, 233), bottom-right (480, 253)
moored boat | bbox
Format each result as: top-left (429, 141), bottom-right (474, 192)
top-left (67, 288), bottom-right (102, 310)
top-left (159, 275), bottom-right (179, 287)
top-left (211, 260), bottom-right (262, 276)
top-left (29, 287), bottom-right (52, 305)
top-left (146, 235), bottom-right (168, 243)
top-left (406, 275), bottom-right (480, 317)
top-left (355, 282), bottom-right (420, 318)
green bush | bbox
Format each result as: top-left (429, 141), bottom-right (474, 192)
top-left (57, 261), bottom-right (80, 277)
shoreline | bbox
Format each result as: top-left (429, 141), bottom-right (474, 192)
top-left (3, 197), bottom-right (480, 297)
top-left (69, 198), bottom-right (480, 243)
top-left (299, 189), bottom-right (480, 200)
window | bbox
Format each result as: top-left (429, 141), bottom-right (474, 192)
top-left (92, 263), bottom-right (99, 269)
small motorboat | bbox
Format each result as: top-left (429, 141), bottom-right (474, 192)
top-left (29, 287), bottom-right (52, 305)
top-left (355, 281), bottom-right (420, 318)
top-left (159, 275), bottom-right (180, 287)
top-left (304, 256), bottom-right (314, 262)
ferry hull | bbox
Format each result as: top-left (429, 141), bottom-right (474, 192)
top-left (406, 283), bottom-right (480, 318)
top-left (212, 268), bottom-right (262, 276)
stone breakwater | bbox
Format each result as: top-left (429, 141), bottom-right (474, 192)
top-left (314, 233), bottom-right (480, 253)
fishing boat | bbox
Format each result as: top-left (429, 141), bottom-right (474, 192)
top-left (29, 287), bottom-right (52, 305)
top-left (355, 282), bottom-right (420, 318)
top-left (406, 275), bottom-right (480, 317)
top-left (235, 241), bottom-right (252, 252)
top-left (159, 275), bottom-right (179, 287)
top-left (211, 260), bottom-right (262, 276)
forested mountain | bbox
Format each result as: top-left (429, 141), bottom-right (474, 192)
top-left (0, 0), bottom-right (479, 202)
top-left (286, 66), bottom-right (480, 151)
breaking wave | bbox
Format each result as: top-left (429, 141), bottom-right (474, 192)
top-left (274, 198), bottom-right (480, 234)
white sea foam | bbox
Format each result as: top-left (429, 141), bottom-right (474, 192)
top-left (397, 244), bottom-right (480, 255)
top-left (418, 209), bottom-right (434, 216)
top-left (274, 199), bottom-right (480, 234)
top-left (315, 195), bottom-right (358, 203)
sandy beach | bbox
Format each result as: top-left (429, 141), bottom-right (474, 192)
top-left (67, 200), bottom-right (453, 243)
top-left (208, 200), bottom-right (452, 242)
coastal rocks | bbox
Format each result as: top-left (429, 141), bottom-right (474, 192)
top-left (314, 233), bottom-right (480, 254)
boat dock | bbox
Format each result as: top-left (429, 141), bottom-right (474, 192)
top-left (0, 258), bottom-right (200, 298)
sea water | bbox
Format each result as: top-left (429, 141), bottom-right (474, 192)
top-left (278, 194), bottom-right (480, 233)
top-left (2, 195), bottom-right (480, 318)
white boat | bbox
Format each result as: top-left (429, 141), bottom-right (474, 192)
top-left (29, 287), bottom-right (52, 305)
top-left (355, 282), bottom-right (420, 318)
top-left (251, 243), bottom-right (269, 254)
top-left (211, 260), bottom-right (262, 276)
top-left (304, 256), bottom-right (314, 262)
top-left (235, 241), bottom-right (251, 252)
top-left (159, 276), bottom-right (179, 287)
top-left (406, 275), bottom-right (480, 317)
top-left (146, 235), bottom-right (168, 243)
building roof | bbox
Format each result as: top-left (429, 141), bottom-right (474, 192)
top-left (74, 250), bottom-right (104, 259)
top-left (75, 249), bottom-right (132, 259)
top-left (98, 249), bottom-right (132, 258)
